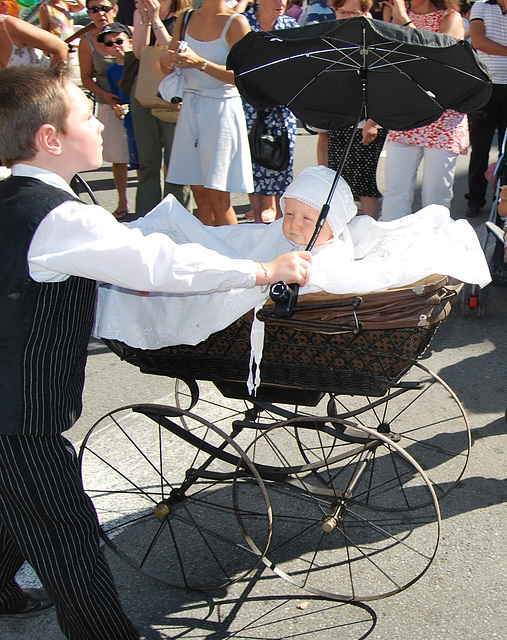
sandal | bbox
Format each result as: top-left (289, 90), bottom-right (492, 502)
top-left (261, 211), bottom-right (276, 224)
top-left (112, 208), bottom-right (129, 220)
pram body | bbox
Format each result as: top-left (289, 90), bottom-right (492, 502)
top-left (107, 275), bottom-right (456, 399)
top-left (79, 275), bottom-right (470, 602)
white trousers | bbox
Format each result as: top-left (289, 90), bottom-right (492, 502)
top-left (381, 142), bottom-right (458, 221)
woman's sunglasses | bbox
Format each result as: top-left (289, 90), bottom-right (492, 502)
top-left (104, 38), bottom-right (127, 46)
top-left (87, 5), bottom-right (113, 13)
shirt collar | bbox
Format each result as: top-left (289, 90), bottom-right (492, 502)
top-left (11, 164), bottom-right (78, 198)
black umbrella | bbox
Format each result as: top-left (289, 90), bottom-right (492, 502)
top-left (227, 18), bottom-right (492, 312)
top-left (227, 17), bottom-right (492, 132)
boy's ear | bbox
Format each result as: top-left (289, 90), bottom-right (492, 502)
top-left (35, 124), bottom-right (62, 157)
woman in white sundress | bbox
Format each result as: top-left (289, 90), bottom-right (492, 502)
top-left (161, 0), bottom-right (253, 226)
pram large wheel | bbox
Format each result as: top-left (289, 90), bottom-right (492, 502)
top-left (78, 404), bottom-right (272, 590)
top-left (234, 418), bottom-right (441, 602)
top-left (325, 363), bottom-right (470, 504)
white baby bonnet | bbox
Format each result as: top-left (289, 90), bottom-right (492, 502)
top-left (279, 165), bottom-right (357, 240)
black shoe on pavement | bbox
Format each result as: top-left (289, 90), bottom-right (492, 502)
top-left (465, 202), bottom-right (482, 218)
top-left (0, 588), bottom-right (54, 619)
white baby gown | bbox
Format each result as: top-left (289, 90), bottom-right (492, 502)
top-left (94, 195), bottom-right (491, 350)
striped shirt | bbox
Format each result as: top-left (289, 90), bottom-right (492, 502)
top-left (300, 0), bottom-right (335, 25)
top-left (470, 0), bottom-right (507, 83)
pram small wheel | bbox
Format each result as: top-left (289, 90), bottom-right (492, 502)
top-left (79, 404), bottom-right (272, 590)
top-left (477, 288), bottom-right (486, 317)
top-left (460, 284), bottom-right (485, 317)
top-left (460, 287), bottom-right (469, 316)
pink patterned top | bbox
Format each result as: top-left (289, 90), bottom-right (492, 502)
top-left (387, 10), bottom-right (469, 155)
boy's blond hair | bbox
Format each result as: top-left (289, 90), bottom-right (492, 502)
top-left (0, 64), bottom-right (70, 168)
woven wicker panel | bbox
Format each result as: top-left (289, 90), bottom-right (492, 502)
top-left (104, 278), bottom-right (459, 398)
top-left (106, 317), bottom-right (437, 397)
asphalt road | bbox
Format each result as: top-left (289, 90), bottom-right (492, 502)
top-left (2, 129), bottom-right (507, 640)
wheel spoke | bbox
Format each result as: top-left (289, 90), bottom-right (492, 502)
top-left (236, 420), bottom-right (441, 601)
top-left (79, 404), bottom-right (271, 590)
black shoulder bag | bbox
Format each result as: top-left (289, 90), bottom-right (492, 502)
top-left (248, 106), bottom-right (290, 172)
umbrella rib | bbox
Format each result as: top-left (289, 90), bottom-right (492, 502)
top-left (236, 48), bottom-right (358, 76)
top-left (367, 43), bottom-right (489, 82)
top-left (369, 55), bottom-right (486, 81)
top-left (285, 66), bottom-right (334, 107)
top-left (237, 34), bottom-right (364, 76)
top-left (371, 63), bottom-right (445, 107)
top-left (311, 55), bottom-right (359, 68)
top-left (312, 51), bottom-right (364, 70)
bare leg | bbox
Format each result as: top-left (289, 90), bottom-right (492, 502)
top-left (260, 195), bottom-right (276, 223)
top-left (358, 196), bottom-right (380, 219)
top-left (317, 132), bottom-right (328, 166)
top-left (274, 195), bottom-right (282, 220)
top-left (249, 193), bottom-right (276, 223)
top-left (191, 185), bottom-right (215, 226)
top-left (249, 193), bottom-right (264, 223)
top-left (207, 189), bottom-right (238, 226)
top-left (112, 163), bottom-right (129, 215)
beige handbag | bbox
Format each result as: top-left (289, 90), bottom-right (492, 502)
top-left (134, 45), bottom-right (180, 121)
top-left (150, 107), bottom-right (180, 123)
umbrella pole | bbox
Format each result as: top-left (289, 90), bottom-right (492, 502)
top-left (306, 104), bottom-right (366, 252)
top-left (270, 24), bottom-right (368, 317)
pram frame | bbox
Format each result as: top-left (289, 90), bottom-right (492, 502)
top-left (80, 271), bottom-right (470, 602)
top-left (61, 174), bottom-right (471, 601)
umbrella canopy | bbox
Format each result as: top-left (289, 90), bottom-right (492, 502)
top-left (227, 17), bottom-right (492, 132)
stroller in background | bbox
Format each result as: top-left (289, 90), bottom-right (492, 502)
top-left (487, 130), bottom-right (507, 286)
top-left (461, 129), bottom-right (507, 316)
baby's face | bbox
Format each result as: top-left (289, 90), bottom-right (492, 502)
top-left (282, 198), bottom-right (333, 246)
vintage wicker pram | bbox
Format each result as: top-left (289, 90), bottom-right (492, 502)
top-left (79, 275), bottom-right (470, 602)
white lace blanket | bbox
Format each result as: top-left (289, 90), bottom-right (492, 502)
top-left (94, 196), bottom-right (491, 350)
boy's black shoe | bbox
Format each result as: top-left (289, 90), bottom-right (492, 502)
top-left (0, 588), bottom-right (54, 619)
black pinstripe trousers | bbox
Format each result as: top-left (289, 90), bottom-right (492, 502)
top-left (0, 434), bottom-right (140, 640)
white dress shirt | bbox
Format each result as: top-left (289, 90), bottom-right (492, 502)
top-left (17, 165), bottom-right (256, 292)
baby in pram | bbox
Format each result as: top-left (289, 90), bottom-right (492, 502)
top-left (95, 166), bottom-right (491, 350)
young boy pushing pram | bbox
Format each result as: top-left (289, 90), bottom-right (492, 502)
top-left (0, 63), bottom-right (310, 640)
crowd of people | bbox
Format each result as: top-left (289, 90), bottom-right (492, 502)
top-left (0, 1), bottom-right (505, 639)
top-left (0, 0), bottom-right (504, 224)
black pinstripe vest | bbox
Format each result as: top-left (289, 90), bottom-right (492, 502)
top-left (0, 177), bottom-right (97, 436)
